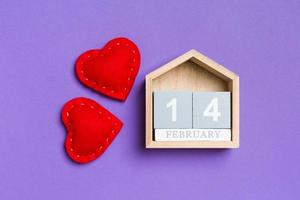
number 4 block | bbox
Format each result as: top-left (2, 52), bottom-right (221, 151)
top-left (193, 92), bottom-right (231, 128)
top-left (154, 91), bottom-right (193, 128)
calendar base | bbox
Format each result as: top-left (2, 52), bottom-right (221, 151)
top-left (154, 129), bottom-right (231, 141)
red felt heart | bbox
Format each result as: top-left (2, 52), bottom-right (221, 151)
top-left (75, 37), bottom-right (141, 101)
top-left (61, 97), bottom-right (123, 164)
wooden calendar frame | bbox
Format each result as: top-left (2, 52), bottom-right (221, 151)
top-left (145, 49), bottom-right (239, 148)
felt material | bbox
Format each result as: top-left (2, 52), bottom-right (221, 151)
top-left (75, 37), bottom-right (141, 101)
top-left (61, 97), bottom-right (123, 164)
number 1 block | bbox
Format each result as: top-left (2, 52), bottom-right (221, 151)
top-left (193, 92), bottom-right (231, 128)
top-left (154, 91), bottom-right (193, 129)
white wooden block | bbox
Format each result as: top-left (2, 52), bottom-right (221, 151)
top-left (155, 129), bottom-right (231, 141)
top-left (193, 92), bottom-right (231, 128)
top-left (154, 91), bottom-right (193, 128)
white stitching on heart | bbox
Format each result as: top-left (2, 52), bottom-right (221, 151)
top-left (65, 101), bottom-right (119, 159)
top-left (79, 40), bottom-right (138, 99)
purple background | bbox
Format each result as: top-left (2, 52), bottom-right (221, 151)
top-left (1, 0), bottom-right (300, 199)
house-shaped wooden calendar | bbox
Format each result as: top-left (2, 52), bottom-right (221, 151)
top-left (145, 49), bottom-right (239, 148)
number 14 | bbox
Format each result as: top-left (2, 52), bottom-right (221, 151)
top-left (166, 97), bottom-right (221, 122)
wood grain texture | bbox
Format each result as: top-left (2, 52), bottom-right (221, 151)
top-left (152, 61), bottom-right (228, 91)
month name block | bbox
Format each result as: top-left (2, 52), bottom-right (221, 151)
top-left (193, 92), bottom-right (231, 128)
top-left (155, 129), bottom-right (231, 141)
top-left (154, 91), bottom-right (193, 129)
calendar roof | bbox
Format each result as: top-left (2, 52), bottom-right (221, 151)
top-left (146, 49), bottom-right (239, 82)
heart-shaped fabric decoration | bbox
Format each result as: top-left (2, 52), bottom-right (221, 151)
top-left (75, 37), bottom-right (141, 101)
top-left (61, 97), bottom-right (123, 164)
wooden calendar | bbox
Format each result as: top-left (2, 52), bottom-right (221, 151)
top-left (145, 50), bottom-right (239, 148)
